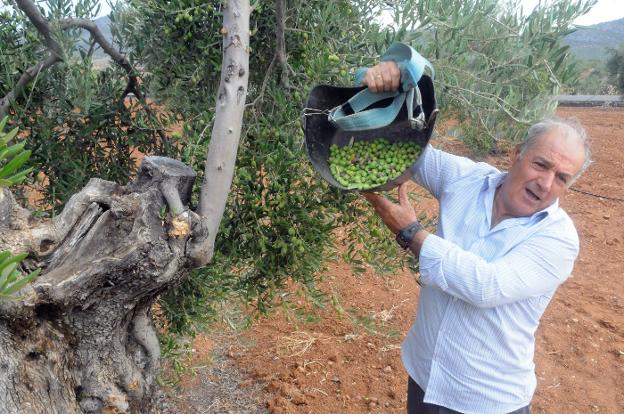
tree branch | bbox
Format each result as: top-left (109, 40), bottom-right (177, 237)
top-left (0, 0), bottom-right (141, 119)
top-left (14, 0), bottom-right (61, 54)
top-left (247, 54), bottom-right (276, 108)
top-left (0, 0), bottom-right (63, 119)
top-left (58, 18), bottom-right (141, 99)
top-left (0, 54), bottom-right (60, 119)
top-left (275, 0), bottom-right (289, 88)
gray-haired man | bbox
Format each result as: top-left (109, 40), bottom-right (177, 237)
top-left (363, 62), bottom-right (590, 414)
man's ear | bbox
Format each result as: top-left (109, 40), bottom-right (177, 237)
top-left (510, 144), bottom-right (522, 164)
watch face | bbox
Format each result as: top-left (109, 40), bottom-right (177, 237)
top-left (396, 231), bottom-right (410, 249)
top-left (397, 221), bottom-right (421, 249)
top-left (398, 234), bottom-right (410, 249)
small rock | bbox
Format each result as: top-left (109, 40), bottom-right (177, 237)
top-left (267, 380), bottom-right (281, 393)
top-left (281, 384), bottom-right (306, 405)
top-left (383, 365), bottom-right (393, 373)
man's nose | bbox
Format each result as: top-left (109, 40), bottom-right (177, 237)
top-left (536, 171), bottom-right (555, 193)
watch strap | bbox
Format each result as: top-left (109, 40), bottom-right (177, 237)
top-left (396, 221), bottom-right (423, 249)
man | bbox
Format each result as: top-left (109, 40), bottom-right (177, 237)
top-left (362, 62), bottom-right (591, 414)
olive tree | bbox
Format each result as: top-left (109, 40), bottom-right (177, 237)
top-left (0, 0), bottom-right (250, 411)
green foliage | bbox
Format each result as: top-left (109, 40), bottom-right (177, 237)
top-left (606, 44), bottom-right (624, 93)
top-left (0, 117), bottom-right (33, 187)
top-left (120, 0), bottom-right (597, 334)
top-left (382, 0), bottom-right (596, 151)
top-left (564, 58), bottom-right (615, 95)
top-left (1, 0), bottom-right (177, 212)
top-left (0, 251), bottom-right (40, 299)
top-left (0, 117), bottom-right (39, 300)
top-left (15, 61), bottom-right (177, 210)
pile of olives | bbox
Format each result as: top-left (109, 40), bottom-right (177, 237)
top-left (328, 138), bottom-right (421, 190)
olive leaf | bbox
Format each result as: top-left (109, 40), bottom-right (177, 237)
top-left (0, 117), bottom-right (32, 188)
top-left (0, 250), bottom-right (40, 299)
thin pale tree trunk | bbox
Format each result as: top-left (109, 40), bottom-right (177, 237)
top-left (192, 0), bottom-right (251, 265)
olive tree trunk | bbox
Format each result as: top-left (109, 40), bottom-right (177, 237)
top-left (0, 157), bottom-right (196, 413)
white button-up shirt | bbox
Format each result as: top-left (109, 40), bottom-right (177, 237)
top-left (402, 145), bottom-right (579, 414)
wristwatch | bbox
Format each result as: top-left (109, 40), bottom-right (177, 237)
top-left (396, 221), bottom-right (423, 249)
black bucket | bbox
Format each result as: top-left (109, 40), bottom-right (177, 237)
top-left (303, 75), bottom-right (437, 192)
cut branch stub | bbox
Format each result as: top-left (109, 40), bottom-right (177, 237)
top-left (130, 156), bottom-right (196, 194)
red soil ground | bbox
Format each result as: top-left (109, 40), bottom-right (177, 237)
top-left (166, 106), bottom-right (623, 414)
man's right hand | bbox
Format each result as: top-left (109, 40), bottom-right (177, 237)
top-left (361, 61), bottom-right (401, 93)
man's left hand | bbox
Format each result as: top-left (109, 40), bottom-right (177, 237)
top-left (362, 182), bottom-right (418, 234)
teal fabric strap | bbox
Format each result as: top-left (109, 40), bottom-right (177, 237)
top-left (329, 43), bottom-right (434, 131)
top-left (327, 89), bottom-right (405, 131)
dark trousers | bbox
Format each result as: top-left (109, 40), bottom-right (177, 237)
top-left (407, 376), bottom-right (531, 414)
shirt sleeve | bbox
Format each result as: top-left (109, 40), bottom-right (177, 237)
top-left (418, 228), bottom-right (579, 308)
top-left (412, 144), bottom-right (492, 200)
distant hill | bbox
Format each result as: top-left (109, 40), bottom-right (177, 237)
top-left (79, 16), bottom-right (113, 64)
top-left (564, 17), bottom-right (624, 61)
top-left (93, 15), bottom-right (112, 44)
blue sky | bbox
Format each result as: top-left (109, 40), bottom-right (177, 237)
top-left (96, 0), bottom-right (623, 25)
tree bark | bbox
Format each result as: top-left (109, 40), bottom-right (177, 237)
top-left (193, 0), bottom-right (251, 266)
top-left (0, 157), bottom-right (197, 413)
top-left (275, 0), bottom-right (290, 88)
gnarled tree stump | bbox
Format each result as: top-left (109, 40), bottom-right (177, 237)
top-left (0, 157), bottom-right (197, 413)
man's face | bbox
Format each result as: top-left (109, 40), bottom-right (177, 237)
top-left (499, 128), bottom-right (585, 218)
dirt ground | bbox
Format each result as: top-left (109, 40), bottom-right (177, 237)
top-left (163, 106), bottom-right (624, 414)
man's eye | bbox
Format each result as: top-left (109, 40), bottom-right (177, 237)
top-left (534, 162), bottom-right (545, 169)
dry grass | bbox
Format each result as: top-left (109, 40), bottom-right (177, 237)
top-left (156, 331), bottom-right (268, 414)
top-left (276, 331), bottom-right (327, 358)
